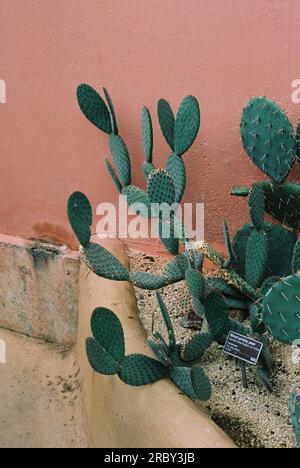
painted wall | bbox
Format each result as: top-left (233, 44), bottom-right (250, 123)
top-left (1, 0), bottom-right (300, 250)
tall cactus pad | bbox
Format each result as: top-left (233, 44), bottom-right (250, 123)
top-left (86, 338), bottom-right (121, 375)
top-left (262, 275), bottom-right (300, 344)
top-left (156, 292), bottom-right (176, 350)
top-left (158, 217), bottom-right (179, 256)
top-left (174, 96), bottom-right (200, 156)
top-left (296, 119), bottom-right (300, 162)
top-left (147, 169), bottom-right (176, 205)
top-left (109, 134), bottom-right (131, 187)
top-left (142, 107), bottom-right (153, 163)
top-left (289, 394), bottom-right (300, 448)
top-left (204, 292), bottom-right (230, 339)
top-left (118, 354), bottom-right (168, 386)
top-left (166, 153), bottom-right (186, 203)
top-left (67, 192), bottom-right (92, 246)
top-left (103, 87), bottom-right (118, 135)
top-left (223, 221), bottom-right (236, 266)
top-left (82, 242), bottom-right (130, 281)
top-left (185, 268), bottom-right (204, 316)
top-left (241, 97), bottom-right (296, 183)
top-left (77, 84), bottom-right (112, 134)
top-left (86, 308), bottom-right (125, 375)
top-left (249, 184), bottom-right (265, 230)
top-left (90, 307), bottom-right (125, 362)
top-left (245, 230), bottom-right (268, 287)
top-left (157, 99), bottom-right (175, 150)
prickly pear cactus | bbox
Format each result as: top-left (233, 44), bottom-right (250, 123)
top-left (241, 97), bottom-right (296, 183)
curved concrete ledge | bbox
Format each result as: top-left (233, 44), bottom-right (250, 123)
top-left (77, 238), bottom-right (236, 448)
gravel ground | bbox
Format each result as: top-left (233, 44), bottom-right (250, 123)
top-left (130, 250), bottom-right (300, 449)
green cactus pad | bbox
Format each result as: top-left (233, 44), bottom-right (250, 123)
top-left (103, 87), bottom-right (118, 135)
top-left (258, 336), bottom-right (272, 375)
top-left (240, 97), bottom-right (296, 183)
top-left (118, 354), bottom-right (168, 386)
top-left (104, 158), bottom-right (123, 193)
top-left (289, 394), bottom-right (300, 448)
top-left (82, 242), bottom-right (130, 281)
top-left (225, 297), bottom-right (248, 310)
top-left (86, 337), bottom-right (121, 375)
top-left (223, 221), bottom-right (236, 266)
top-left (191, 366), bottom-right (212, 401)
top-left (77, 84), bottom-right (112, 134)
top-left (129, 271), bottom-right (167, 290)
top-left (163, 252), bottom-right (203, 284)
top-left (245, 230), bottom-right (268, 287)
top-left (67, 192), bottom-right (92, 247)
top-left (121, 185), bottom-right (152, 217)
top-left (260, 181), bottom-right (300, 230)
top-left (248, 184), bottom-right (265, 230)
top-left (249, 303), bottom-right (265, 334)
top-left (143, 162), bottom-right (155, 181)
top-left (109, 134), bottom-right (131, 187)
top-left (232, 223), bottom-right (295, 280)
top-left (185, 268), bottom-right (204, 315)
top-left (228, 319), bottom-right (251, 336)
top-left (147, 335), bottom-right (171, 366)
top-left (182, 332), bottom-right (213, 361)
top-left (206, 277), bottom-right (245, 300)
top-left (292, 237), bottom-right (300, 274)
top-left (90, 307), bottom-right (125, 363)
top-left (166, 153), bottom-right (186, 203)
top-left (262, 275), bottom-right (300, 343)
top-left (156, 292), bottom-right (176, 350)
top-left (142, 106), bottom-right (153, 163)
top-left (157, 99), bottom-right (175, 150)
top-left (170, 366), bottom-right (195, 398)
top-left (173, 96), bottom-right (200, 156)
top-left (171, 366), bottom-right (211, 401)
top-left (147, 169), bottom-right (176, 205)
top-left (158, 217), bottom-right (179, 256)
top-left (204, 292), bottom-right (230, 339)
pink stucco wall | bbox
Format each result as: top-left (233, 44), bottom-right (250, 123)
top-left (1, 0), bottom-right (300, 249)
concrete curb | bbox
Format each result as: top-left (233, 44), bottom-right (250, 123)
top-left (77, 238), bottom-right (236, 448)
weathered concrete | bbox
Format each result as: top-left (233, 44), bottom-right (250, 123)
top-left (0, 235), bottom-right (79, 346)
top-left (0, 328), bottom-right (88, 448)
top-left (77, 238), bottom-right (236, 448)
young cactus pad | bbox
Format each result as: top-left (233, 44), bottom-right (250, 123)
top-left (67, 192), bottom-right (92, 247)
top-left (262, 275), bottom-right (300, 344)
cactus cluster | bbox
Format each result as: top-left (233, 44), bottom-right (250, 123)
top-left (86, 297), bottom-right (211, 401)
top-left (69, 86), bottom-right (300, 402)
